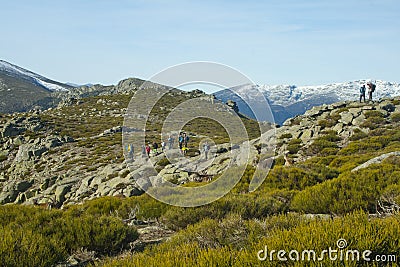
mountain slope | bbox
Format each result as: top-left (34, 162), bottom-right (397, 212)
top-left (0, 60), bottom-right (72, 92)
top-left (0, 60), bottom-right (73, 113)
top-left (215, 80), bottom-right (400, 125)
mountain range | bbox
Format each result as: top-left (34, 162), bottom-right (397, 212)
top-left (2, 59), bottom-right (400, 125)
top-left (215, 80), bottom-right (400, 125)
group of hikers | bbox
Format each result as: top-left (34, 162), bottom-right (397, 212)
top-left (359, 82), bottom-right (376, 103)
top-left (126, 132), bottom-right (211, 161)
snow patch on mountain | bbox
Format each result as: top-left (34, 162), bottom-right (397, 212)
top-left (215, 80), bottom-right (400, 124)
top-left (0, 60), bottom-right (70, 92)
top-left (258, 80), bottom-right (400, 106)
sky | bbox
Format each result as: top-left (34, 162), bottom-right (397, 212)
top-left (1, 0), bottom-right (399, 88)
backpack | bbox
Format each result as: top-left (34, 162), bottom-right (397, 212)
top-left (371, 84), bottom-right (376, 92)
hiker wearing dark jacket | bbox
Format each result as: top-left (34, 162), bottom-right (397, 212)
top-left (360, 85), bottom-right (366, 103)
top-left (367, 83), bottom-right (376, 102)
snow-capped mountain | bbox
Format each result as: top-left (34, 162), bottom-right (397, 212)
top-left (215, 80), bottom-right (400, 125)
top-left (0, 60), bottom-right (71, 92)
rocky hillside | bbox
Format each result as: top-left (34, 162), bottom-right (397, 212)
top-left (2, 90), bottom-right (399, 209)
top-left (275, 98), bottom-right (400, 163)
top-left (0, 87), bottom-right (263, 207)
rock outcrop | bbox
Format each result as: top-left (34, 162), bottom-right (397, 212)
top-left (276, 97), bottom-right (400, 163)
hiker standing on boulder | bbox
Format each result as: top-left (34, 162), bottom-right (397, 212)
top-left (367, 82), bottom-right (376, 102)
top-left (359, 84), bottom-right (366, 103)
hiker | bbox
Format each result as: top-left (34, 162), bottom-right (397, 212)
top-left (161, 141), bottom-right (166, 152)
top-left (367, 82), bottom-right (376, 102)
top-left (178, 132), bottom-right (184, 151)
top-left (168, 135), bottom-right (174, 149)
top-left (203, 142), bottom-right (210, 160)
top-left (145, 144), bottom-right (151, 157)
top-left (152, 142), bottom-right (158, 154)
top-left (127, 144), bottom-right (134, 161)
top-left (182, 145), bottom-right (188, 155)
top-left (141, 145), bottom-right (147, 158)
top-left (183, 133), bottom-right (189, 147)
top-left (359, 84), bottom-right (366, 103)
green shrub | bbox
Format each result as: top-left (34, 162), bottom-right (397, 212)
top-left (279, 133), bottom-right (293, 139)
top-left (288, 138), bottom-right (302, 145)
top-left (307, 139), bottom-right (337, 155)
top-left (262, 165), bottom-right (337, 191)
top-left (287, 144), bottom-right (301, 154)
top-left (319, 147), bottom-right (339, 156)
top-left (390, 112), bottom-right (400, 123)
top-left (101, 212), bottom-right (400, 267)
top-left (319, 131), bottom-right (341, 142)
top-left (0, 154), bottom-right (7, 162)
top-left (291, 162), bottom-right (400, 214)
top-left (350, 130), bottom-right (368, 141)
top-left (162, 191), bottom-right (292, 231)
top-left (317, 114), bottom-right (341, 129)
top-left (0, 204), bottom-right (138, 266)
top-left (364, 110), bottom-right (385, 118)
top-left (360, 116), bottom-right (387, 129)
top-left (338, 141), bottom-right (382, 155)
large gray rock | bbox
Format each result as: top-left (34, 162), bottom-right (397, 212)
top-left (339, 112), bottom-right (354, 125)
top-left (0, 188), bottom-right (18, 204)
top-left (15, 180), bottom-right (33, 192)
top-left (304, 106), bottom-right (326, 117)
top-left (348, 108), bottom-right (362, 117)
top-left (352, 114), bottom-right (366, 126)
top-left (15, 143), bottom-right (48, 162)
top-left (149, 175), bottom-right (164, 187)
top-left (0, 180), bottom-right (33, 204)
top-left (43, 136), bottom-right (63, 149)
top-left (96, 183), bottom-right (112, 196)
top-left (1, 123), bottom-right (26, 138)
top-left (55, 184), bottom-right (72, 203)
top-left (122, 185), bottom-right (142, 197)
top-left (333, 123), bottom-right (344, 134)
top-left (300, 129), bottom-right (313, 142)
top-left (136, 177), bottom-right (151, 191)
top-left (352, 152), bottom-right (400, 172)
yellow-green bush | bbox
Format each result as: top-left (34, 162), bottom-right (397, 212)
top-left (99, 211), bottom-right (400, 267)
top-left (291, 161), bottom-right (400, 214)
top-left (390, 112), bottom-right (400, 123)
top-left (0, 204), bottom-right (138, 266)
top-left (66, 195), bottom-right (169, 221)
top-left (161, 191), bottom-right (292, 231)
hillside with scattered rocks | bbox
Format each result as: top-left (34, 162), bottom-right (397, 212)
top-left (0, 87), bottom-right (263, 207)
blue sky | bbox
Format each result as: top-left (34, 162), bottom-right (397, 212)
top-left (1, 0), bottom-right (399, 87)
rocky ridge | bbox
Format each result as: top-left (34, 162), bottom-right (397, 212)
top-left (2, 90), bottom-right (400, 208)
top-left (275, 97), bottom-right (400, 163)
